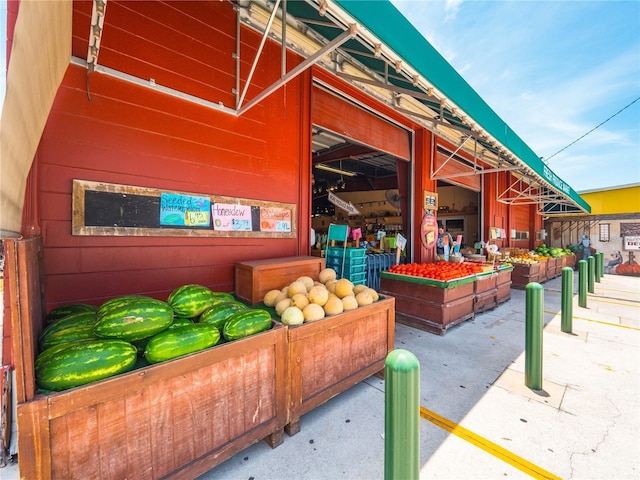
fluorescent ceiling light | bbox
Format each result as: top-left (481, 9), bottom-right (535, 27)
top-left (315, 164), bottom-right (357, 176)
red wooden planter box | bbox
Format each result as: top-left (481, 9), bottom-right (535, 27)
top-left (284, 297), bottom-right (395, 435)
top-left (379, 273), bottom-right (475, 335)
top-left (17, 323), bottom-right (289, 480)
top-left (474, 289), bottom-right (498, 313)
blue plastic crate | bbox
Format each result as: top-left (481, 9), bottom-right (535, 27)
top-left (326, 246), bottom-right (367, 259)
top-left (331, 262), bottom-right (367, 275)
top-left (343, 271), bottom-right (367, 284)
top-left (325, 254), bottom-right (367, 269)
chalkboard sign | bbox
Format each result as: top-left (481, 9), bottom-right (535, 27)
top-left (72, 179), bottom-right (297, 238)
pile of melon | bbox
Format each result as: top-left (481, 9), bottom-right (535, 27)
top-left (262, 267), bottom-right (379, 325)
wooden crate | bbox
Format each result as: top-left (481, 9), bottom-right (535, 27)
top-left (474, 289), bottom-right (498, 313)
top-left (496, 267), bottom-right (513, 287)
top-left (235, 256), bottom-right (325, 305)
top-left (496, 281), bottom-right (512, 304)
top-left (475, 273), bottom-right (498, 294)
top-left (16, 322), bottom-right (288, 480)
top-left (285, 297), bottom-right (395, 435)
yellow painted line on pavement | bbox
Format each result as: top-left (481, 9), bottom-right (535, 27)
top-left (420, 406), bottom-right (561, 480)
top-left (543, 310), bottom-right (640, 331)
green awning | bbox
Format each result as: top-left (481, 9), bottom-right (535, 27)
top-left (332, 0), bottom-right (590, 214)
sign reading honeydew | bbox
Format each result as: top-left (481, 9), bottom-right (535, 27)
top-left (328, 191), bottom-right (361, 215)
top-left (211, 203), bottom-right (252, 231)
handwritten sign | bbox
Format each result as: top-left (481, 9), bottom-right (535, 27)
top-left (160, 193), bottom-right (210, 227)
top-left (211, 203), bottom-right (252, 231)
top-left (352, 228), bottom-right (362, 240)
top-left (260, 207), bottom-right (292, 233)
top-left (396, 233), bottom-right (407, 250)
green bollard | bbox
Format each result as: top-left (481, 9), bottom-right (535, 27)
top-left (578, 259), bottom-right (587, 308)
top-left (597, 252), bottom-right (604, 277)
top-left (561, 267), bottom-right (573, 333)
top-left (525, 283), bottom-right (544, 390)
top-left (595, 252), bottom-right (601, 283)
top-left (588, 255), bottom-right (595, 293)
top-left (385, 349), bottom-right (420, 480)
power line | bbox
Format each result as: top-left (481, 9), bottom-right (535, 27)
top-left (545, 96), bottom-right (640, 163)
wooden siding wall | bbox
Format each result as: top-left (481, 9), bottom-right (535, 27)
top-left (28, 1), bottom-right (312, 310)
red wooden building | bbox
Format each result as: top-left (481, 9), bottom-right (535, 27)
top-left (0, 0), bottom-right (590, 472)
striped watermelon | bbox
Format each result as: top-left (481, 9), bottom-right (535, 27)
top-left (222, 309), bottom-right (272, 341)
top-left (46, 304), bottom-right (97, 324)
top-left (199, 302), bottom-right (248, 331)
top-left (94, 297), bottom-right (174, 342)
top-left (144, 324), bottom-right (221, 364)
top-left (39, 311), bottom-right (97, 347)
top-left (35, 339), bottom-right (137, 391)
top-left (167, 284), bottom-right (220, 318)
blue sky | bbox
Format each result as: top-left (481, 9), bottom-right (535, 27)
top-left (390, 0), bottom-right (640, 192)
top-left (1, 1), bottom-right (638, 192)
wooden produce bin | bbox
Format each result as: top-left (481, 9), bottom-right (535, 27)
top-left (565, 254), bottom-right (576, 270)
top-left (538, 258), bottom-right (549, 283)
top-left (496, 266), bottom-right (513, 304)
top-left (285, 297), bottom-right (395, 435)
top-left (474, 272), bottom-right (498, 313)
top-left (379, 272), bottom-right (475, 335)
top-left (17, 322), bottom-right (288, 480)
top-left (511, 263), bottom-right (541, 289)
top-left (235, 256), bottom-right (325, 305)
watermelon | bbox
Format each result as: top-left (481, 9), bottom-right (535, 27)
top-left (167, 284), bottom-right (220, 318)
top-left (35, 339), bottom-right (137, 391)
top-left (40, 323), bottom-right (100, 351)
top-left (199, 302), bottom-right (248, 330)
top-left (96, 295), bottom-right (153, 318)
top-left (45, 304), bottom-right (97, 324)
top-left (39, 311), bottom-right (97, 347)
top-left (94, 297), bottom-right (174, 342)
top-left (222, 309), bottom-right (272, 341)
top-left (144, 324), bottom-right (221, 364)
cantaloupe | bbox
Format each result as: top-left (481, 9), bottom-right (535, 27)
top-left (323, 295), bottom-right (344, 315)
top-left (275, 298), bottom-right (292, 316)
top-left (334, 278), bottom-right (354, 299)
top-left (366, 288), bottom-right (379, 302)
top-left (307, 285), bottom-right (329, 306)
top-left (288, 281), bottom-right (308, 297)
top-left (296, 276), bottom-right (315, 292)
top-left (303, 303), bottom-right (325, 322)
top-left (341, 295), bottom-right (359, 311)
top-left (318, 268), bottom-right (337, 284)
top-left (353, 284), bottom-right (368, 295)
top-left (355, 290), bottom-right (373, 306)
top-left (325, 280), bottom-right (338, 294)
top-left (281, 306), bottom-right (304, 325)
top-left (291, 293), bottom-right (310, 309)
top-left (263, 289), bottom-right (282, 307)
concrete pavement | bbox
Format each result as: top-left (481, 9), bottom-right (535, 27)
top-left (202, 271), bottom-right (640, 480)
top-left (2, 271), bottom-right (639, 479)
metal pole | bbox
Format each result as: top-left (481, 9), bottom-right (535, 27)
top-left (385, 349), bottom-right (420, 480)
top-left (594, 252), bottom-right (601, 283)
top-left (525, 282), bottom-right (544, 390)
top-left (578, 259), bottom-right (587, 308)
top-left (561, 267), bottom-right (573, 333)
top-left (588, 255), bottom-right (595, 293)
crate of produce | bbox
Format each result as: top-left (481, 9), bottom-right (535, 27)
top-left (379, 271), bottom-right (476, 303)
top-left (18, 322), bottom-right (289, 480)
top-left (285, 297), bottom-right (395, 435)
top-left (235, 256), bottom-right (325, 305)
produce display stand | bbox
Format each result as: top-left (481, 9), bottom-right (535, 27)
top-left (284, 296), bottom-right (395, 435)
top-left (473, 271), bottom-right (498, 313)
top-left (379, 272), bottom-right (475, 335)
top-left (496, 266), bottom-right (513, 304)
top-left (17, 323), bottom-right (288, 480)
top-left (8, 237), bottom-right (289, 480)
top-left (511, 262), bottom-right (541, 289)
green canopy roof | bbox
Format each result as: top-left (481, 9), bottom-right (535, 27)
top-left (330, 0), bottom-right (589, 214)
